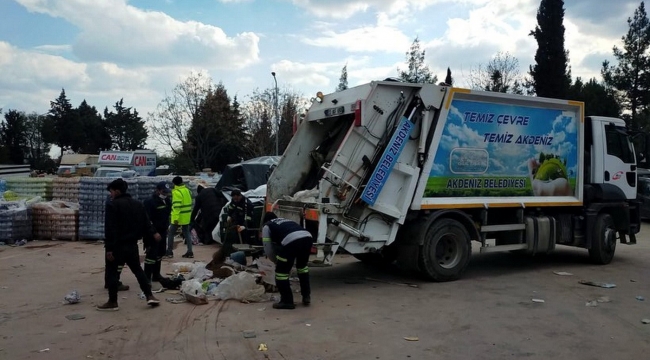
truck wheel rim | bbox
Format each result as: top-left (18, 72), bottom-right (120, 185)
top-left (604, 228), bottom-right (616, 252)
top-left (436, 233), bottom-right (461, 269)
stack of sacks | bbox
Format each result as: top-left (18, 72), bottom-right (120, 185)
top-left (32, 201), bottom-right (79, 240)
top-left (52, 177), bottom-right (81, 203)
top-left (0, 201), bottom-right (32, 244)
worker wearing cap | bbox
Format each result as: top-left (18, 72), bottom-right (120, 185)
top-left (262, 212), bottom-right (312, 309)
top-left (224, 189), bottom-right (253, 256)
top-left (143, 181), bottom-right (172, 283)
top-left (166, 176), bottom-right (194, 258)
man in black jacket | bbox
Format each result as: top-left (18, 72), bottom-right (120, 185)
top-left (262, 212), bottom-right (313, 310)
top-left (143, 181), bottom-right (172, 284)
top-left (191, 184), bottom-right (227, 244)
top-left (98, 179), bottom-right (161, 311)
top-left (224, 189), bottom-right (254, 256)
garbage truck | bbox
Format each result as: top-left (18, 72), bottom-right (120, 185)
top-left (265, 81), bottom-right (641, 281)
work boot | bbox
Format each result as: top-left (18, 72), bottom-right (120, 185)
top-left (298, 273), bottom-right (311, 305)
top-left (118, 284), bottom-right (130, 291)
top-left (96, 301), bottom-right (119, 311)
top-left (302, 296), bottom-right (311, 306)
top-left (273, 302), bottom-right (296, 310)
top-left (165, 251), bottom-right (173, 259)
top-left (181, 252), bottom-right (194, 259)
top-left (146, 295), bottom-right (160, 307)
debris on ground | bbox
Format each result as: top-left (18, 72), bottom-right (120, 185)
top-left (65, 314), bottom-right (86, 321)
top-left (586, 301), bottom-right (599, 307)
top-left (532, 299), bottom-right (545, 303)
top-left (184, 293), bottom-right (208, 305)
top-left (553, 271), bottom-right (573, 276)
top-left (64, 290), bottom-right (80, 304)
top-left (39, 348), bottom-right (50, 353)
top-left (242, 330), bottom-right (256, 338)
top-left (636, 296), bottom-right (645, 301)
top-left (403, 337), bottom-right (419, 341)
top-left (642, 319), bottom-right (650, 324)
top-left (365, 277), bottom-right (419, 288)
top-left (258, 343), bottom-right (268, 351)
top-left (597, 296), bottom-right (611, 303)
top-left (165, 297), bottom-right (186, 304)
top-left (579, 280), bottom-right (616, 288)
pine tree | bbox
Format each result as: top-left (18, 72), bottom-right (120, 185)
top-left (444, 67), bottom-right (453, 85)
top-left (336, 64), bottom-right (349, 92)
top-left (602, 1), bottom-right (650, 130)
top-left (46, 89), bottom-right (76, 156)
top-left (529, 0), bottom-right (572, 98)
top-left (104, 99), bottom-right (148, 150)
top-left (398, 37), bottom-right (438, 84)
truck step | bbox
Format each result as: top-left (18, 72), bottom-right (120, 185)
top-left (480, 244), bottom-right (527, 253)
top-left (480, 224), bottom-right (526, 232)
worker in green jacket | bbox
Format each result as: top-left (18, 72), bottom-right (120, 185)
top-left (166, 176), bottom-right (194, 258)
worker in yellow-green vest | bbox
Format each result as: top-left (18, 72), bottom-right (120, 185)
top-left (166, 176), bottom-right (194, 258)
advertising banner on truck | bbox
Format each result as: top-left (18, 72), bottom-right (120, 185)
top-left (425, 99), bottom-right (579, 198)
top-left (99, 151), bottom-right (133, 165)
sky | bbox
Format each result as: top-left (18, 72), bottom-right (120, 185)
top-left (0, 0), bottom-right (643, 128)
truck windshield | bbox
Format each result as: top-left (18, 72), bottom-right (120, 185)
top-left (605, 125), bottom-right (635, 164)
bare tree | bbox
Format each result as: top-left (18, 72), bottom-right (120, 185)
top-left (468, 52), bottom-right (524, 94)
top-left (148, 72), bottom-right (212, 156)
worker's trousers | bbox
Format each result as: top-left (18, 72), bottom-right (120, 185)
top-left (274, 237), bottom-right (312, 304)
top-left (105, 244), bottom-right (153, 303)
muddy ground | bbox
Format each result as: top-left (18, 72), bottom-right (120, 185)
top-left (1, 224), bottom-right (650, 360)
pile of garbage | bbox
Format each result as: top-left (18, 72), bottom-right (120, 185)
top-left (167, 251), bottom-right (277, 305)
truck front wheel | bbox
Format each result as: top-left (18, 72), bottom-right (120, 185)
top-left (418, 218), bottom-right (471, 281)
top-left (589, 213), bottom-right (616, 264)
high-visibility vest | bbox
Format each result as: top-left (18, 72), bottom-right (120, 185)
top-left (171, 184), bottom-right (192, 225)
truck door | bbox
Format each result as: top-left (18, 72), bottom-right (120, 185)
top-left (603, 124), bottom-right (637, 199)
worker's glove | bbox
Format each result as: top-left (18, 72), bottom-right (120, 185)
top-left (237, 226), bottom-right (246, 233)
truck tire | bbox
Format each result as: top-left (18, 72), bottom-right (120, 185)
top-left (589, 213), bottom-right (616, 264)
top-left (418, 218), bottom-right (471, 281)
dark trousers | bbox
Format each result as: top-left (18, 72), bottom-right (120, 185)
top-left (104, 252), bottom-right (123, 288)
top-left (106, 244), bottom-right (152, 303)
top-left (144, 230), bottom-right (167, 283)
top-left (275, 237), bottom-right (312, 304)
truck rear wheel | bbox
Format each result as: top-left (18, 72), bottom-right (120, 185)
top-left (589, 213), bottom-right (616, 264)
top-left (418, 218), bottom-right (471, 281)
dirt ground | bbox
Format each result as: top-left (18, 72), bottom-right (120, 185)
top-left (2, 224), bottom-right (650, 360)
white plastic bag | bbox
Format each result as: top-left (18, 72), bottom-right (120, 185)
top-left (180, 279), bottom-right (206, 297)
top-left (172, 262), bottom-right (196, 273)
top-left (256, 258), bottom-right (276, 286)
top-left (214, 272), bottom-right (269, 302)
top-left (189, 262), bottom-right (213, 280)
top-left (212, 221), bottom-right (222, 244)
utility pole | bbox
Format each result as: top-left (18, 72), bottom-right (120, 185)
top-left (272, 72), bottom-right (279, 156)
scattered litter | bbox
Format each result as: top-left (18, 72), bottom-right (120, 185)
top-left (185, 293), bottom-right (209, 305)
top-left (631, 279), bottom-right (637, 283)
top-left (585, 301), bottom-right (599, 307)
top-left (258, 343), bottom-right (268, 351)
top-left (553, 271), bottom-right (573, 276)
top-left (0, 242), bottom-right (5, 245)
top-left (532, 299), bottom-right (545, 303)
top-left (636, 296), bottom-right (645, 301)
top-left (87, 356), bottom-right (93, 359)
top-left (242, 330), bottom-right (256, 339)
top-left (1, 286), bottom-right (7, 289)
top-left (152, 288), bottom-right (165, 294)
top-left (597, 296), bottom-right (611, 303)
top-left (306, 324), bottom-right (311, 327)
top-left (403, 337), bottom-right (419, 341)
top-left (257, 307), bottom-right (266, 311)
top-left (66, 314), bottom-right (86, 320)
top-left (16, 239), bottom-right (27, 246)
top-left (642, 319), bottom-right (650, 324)
top-left (39, 348), bottom-right (50, 353)
top-left (365, 277), bottom-right (419, 288)
top-left (64, 290), bottom-right (80, 304)
top-left (121, 297), bottom-right (127, 299)
top-left (579, 280), bottom-right (616, 288)
top-left (165, 297), bottom-right (187, 304)
top-left (138, 292), bottom-right (146, 300)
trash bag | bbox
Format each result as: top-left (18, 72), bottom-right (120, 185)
top-left (172, 262), bottom-right (196, 273)
top-left (214, 272), bottom-right (269, 302)
top-left (256, 258), bottom-right (276, 286)
top-left (188, 262), bottom-right (213, 280)
top-left (64, 290), bottom-right (80, 304)
top-left (180, 279), bottom-right (206, 297)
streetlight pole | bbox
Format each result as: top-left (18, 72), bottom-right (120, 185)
top-left (272, 72), bottom-right (279, 156)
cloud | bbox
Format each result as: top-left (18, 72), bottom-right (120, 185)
top-left (271, 60), bottom-right (336, 88)
top-left (15, 0), bottom-right (260, 69)
top-left (291, 0), bottom-right (489, 19)
top-left (301, 25), bottom-right (411, 53)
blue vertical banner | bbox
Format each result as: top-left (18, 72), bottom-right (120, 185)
top-left (361, 117), bottom-right (415, 205)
